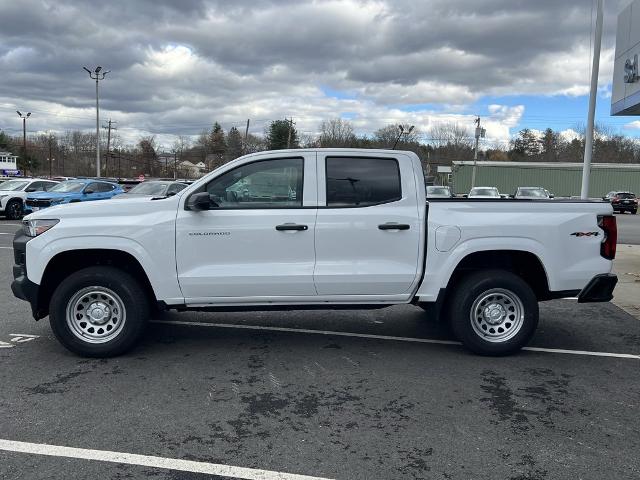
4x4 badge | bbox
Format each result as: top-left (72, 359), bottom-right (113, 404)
top-left (570, 232), bottom-right (599, 237)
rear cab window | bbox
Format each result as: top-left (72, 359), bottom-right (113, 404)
top-left (325, 157), bottom-right (401, 207)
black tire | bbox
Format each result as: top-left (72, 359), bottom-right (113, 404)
top-left (632, 210), bottom-right (637, 215)
top-left (447, 269), bottom-right (538, 356)
top-left (49, 266), bottom-right (149, 357)
top-left (5, 199), bottom-right (23, 220)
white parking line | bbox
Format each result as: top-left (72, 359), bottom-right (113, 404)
top-left (0, 246), bottom-right (12, 249)
top-left (150, 320), bottom-right (640, 360)
top-left (0, 439), bottom-right (334, 480)
top-left (0, 232), bottom-right (14, 235)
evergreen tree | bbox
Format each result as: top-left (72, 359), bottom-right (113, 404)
top-left (208, 122), bottom-right (226, 169)
top-left (266, 119), bottom-right (298, 150)
top-left (510, 129), bottom-right (541, 161)
top-left (540, 128), bottom-right (560, 162)
top-left (0, 130), bottom-right (10, 150)
top-left (225, 126), bottom-right (243, 162)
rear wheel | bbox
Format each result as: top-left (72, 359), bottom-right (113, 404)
top-left (447, 269), bottom-right (538, 356)
top-left (49, 266), bottom-right (149, 357)
top-left (632, 209), bottom-right (637, 215)
top-left (5, 199), bottom-right (23, 220)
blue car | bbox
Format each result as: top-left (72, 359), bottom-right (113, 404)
top-left (24, 179), bottom-right (124, 214)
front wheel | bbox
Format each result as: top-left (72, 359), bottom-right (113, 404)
top-left (49, 266), bottom-right (149, 357)
top-left (447, 270), bottom-right (538, 356)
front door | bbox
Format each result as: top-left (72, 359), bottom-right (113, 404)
top-left (176, 154), bottom-right (318, 302)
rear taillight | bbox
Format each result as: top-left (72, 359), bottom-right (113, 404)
top-left (598, 215), bottom-right (617, 260)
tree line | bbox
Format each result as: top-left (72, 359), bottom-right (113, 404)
top-left (1, 119), bottom-right (638, 179)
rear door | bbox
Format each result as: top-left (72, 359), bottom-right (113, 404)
top-left (314, 153), bottom-right (422, 296)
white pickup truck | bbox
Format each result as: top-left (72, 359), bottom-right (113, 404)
top-left (11, 149), bottom-right (618, 357)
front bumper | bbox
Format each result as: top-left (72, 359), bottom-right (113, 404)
top-left (10, 231), bottom-right (44, 319)
top-left (577, 274), bottom-right (618, 303)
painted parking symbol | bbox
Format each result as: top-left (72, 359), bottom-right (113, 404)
top-left (10, 334), bottom-right (40, 343)
top-left (0, 334), bottom-right (40, 348)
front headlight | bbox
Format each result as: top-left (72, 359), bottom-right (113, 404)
top-left (22, 219), bottom-right (59, 237)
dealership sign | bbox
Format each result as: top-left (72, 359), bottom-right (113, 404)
top-left (2, 169), bottom-right (21, 176)
top-left (625, 54), bottom-right (638, 83)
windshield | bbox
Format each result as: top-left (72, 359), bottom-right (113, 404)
top-left (0, 180), bottom-right (29, 191)
top-left (127, 182), bottom-right (169, 195)
top-left (427, 187), bottom-right (450, 196)
top-left (470, 188), bottom-right (499, 196)
top-left (49, 181), bottom-right (86, 193)
top-left (518, 188), bottom-right (548, 198)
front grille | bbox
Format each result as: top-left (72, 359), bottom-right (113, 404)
top-left (25, 199), bottom-right (51, 208)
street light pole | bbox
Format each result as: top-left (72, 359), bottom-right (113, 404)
top-left (83, 66), bottom-right (109, 177)
top-left (392, 125), bottom-right (415, 149)
top-left (16, 111), bottom-right (31, 175)
top-left (581, 0), bottom-right (604, 199)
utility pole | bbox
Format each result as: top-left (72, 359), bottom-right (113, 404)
top-left (102, 119), bottom-right (116, 177)
top-left (287, 118), bottom-right (295, 148)
top-left (243, 119), bottom-right (250, 153)
top-left (16, 111), bottom-right (31, 174)
top-left (47, 133), bottom-right (54, 178)
top-left (83, 66), bottom-right (110, 178)
top-left (471, 116), bottom-right (486, 189)
top-left (581, 0), bottom-right (604, 199)
top-left (60, 146), bottom-right (65, 176)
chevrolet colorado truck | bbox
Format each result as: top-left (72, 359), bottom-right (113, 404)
top-left (11, 149), bottom-right (618, 357)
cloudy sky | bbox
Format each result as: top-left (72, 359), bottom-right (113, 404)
top-left (0, 0), bottom-right (636, 148)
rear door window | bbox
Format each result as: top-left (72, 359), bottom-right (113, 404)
top-left (326, 157), bottom-right (401, 207)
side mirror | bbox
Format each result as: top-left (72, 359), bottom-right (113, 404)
top-left (549, 194), bottom-right (555, 199)
top-left (25, 187), bottom-right (37, 192)
top-left (186, 192), bottom-right (212, 211)
top-left (167, 191), bottom-right (176, 197)
top-left (84, 189), bottom-right (94, 195)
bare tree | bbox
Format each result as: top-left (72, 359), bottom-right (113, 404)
top-left (429, 122), bottom-right (472, 149)
top-left (319, 118), bottom-right (357, 147)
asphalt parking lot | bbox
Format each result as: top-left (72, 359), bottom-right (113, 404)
top-left (0, 218), bottom-right (639, 480)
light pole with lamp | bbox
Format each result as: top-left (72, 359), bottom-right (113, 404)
top-left (83, 66), bottom-right (110, 177)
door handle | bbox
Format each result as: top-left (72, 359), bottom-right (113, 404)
top-left (276, 223), bottom-right (308, 231)
top-left (378, 223), bottom-right (410, 231)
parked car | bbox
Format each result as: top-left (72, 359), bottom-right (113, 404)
top-left (12, 148), bottom-right (617, 358)
top-left (514, 187), bottom-right (552, 199)
top-left (468, 187), bottom-right (501, 198)
top-left (24, 179), bottom-right (124, 214)
top-left (0, 178), bottom-right (59, 220)
top-left (603, 191), bottom-right (637, 214)
top-left (426, 186), bottom-right (453, 198)
top-left (113, 180), bottom-right (188, 199)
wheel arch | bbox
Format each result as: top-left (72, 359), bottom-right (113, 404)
top-left (446, 249), bottom-right (551, 301)
top-left (37, 249), bottom-right (157, 318)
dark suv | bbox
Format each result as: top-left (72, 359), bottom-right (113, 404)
top-left (603, 191), bottom-right (637, 214)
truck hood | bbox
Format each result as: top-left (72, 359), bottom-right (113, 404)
top-left (25, 195), bottom-right (181, 220)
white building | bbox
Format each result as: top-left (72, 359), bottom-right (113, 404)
top-left (177, 160), bottom-right (206, 178)
top-left (0, 151), bottom-right (19, 173)
top-left (612, 0), bottom-right (640, 115)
